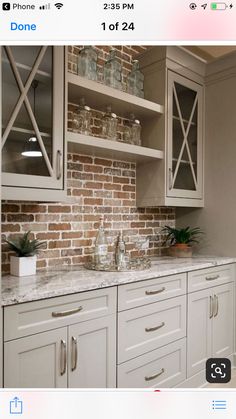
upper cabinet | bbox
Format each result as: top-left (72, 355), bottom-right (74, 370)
top-left (1, 46), bottom-right (66, 201)
top-left (136, 47), bottom-right (205, 207)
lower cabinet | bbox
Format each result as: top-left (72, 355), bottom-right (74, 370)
top-left (4, 314), bottom-right (116, 388)
top-left (187, 282), bottom-right (234, 378)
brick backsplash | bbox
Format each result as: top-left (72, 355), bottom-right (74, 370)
top-left (2, 153), bottom-right (175, 273)
top-left (1, 45), bottom-right (175, 274)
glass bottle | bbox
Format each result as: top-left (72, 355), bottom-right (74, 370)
top-left (130, 119), bottom-right (141, 146)
top-left (115, 231), bottom-right (126, 270)
top-left (79, 105), bottom-right (92, 135)
top-left (101, 106), bottom-right (118, 141)
top-left (94, 216), bottom-right (108, 266)
top-left (77, 46), bottom-right (98, 81)
top-left (103, 49), bottom-right (122, 90)
top-left (126, 60), bottom-right (144, 98)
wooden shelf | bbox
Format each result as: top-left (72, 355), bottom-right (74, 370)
top-left (67, 132), bottom-right (164, 163)
top-left (173, 115), bottom-right (196, 127)
top-left (67, 73), bottom-right (164, 119)
top-left (173, 158), bottom-right (196, 165)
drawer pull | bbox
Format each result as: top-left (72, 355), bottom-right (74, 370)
top-left (71, 336), bottom-right (78, 372)
top-left (145, 322), bottom-right (165, 332)
top-left (145, 287), bottom-right (166, 296)
top-left (205, 275), bottom-right (220, 281)
top-left (145, 368), bottom-right (165, 382)
top-left (214, 295), bottom-right (219, 317)
top-left (60, 339), bottom-right (67, 376)
top-left (52, 306), bottom-right (83, 317)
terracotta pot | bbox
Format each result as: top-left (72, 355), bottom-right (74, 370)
top-left (168, 244), bottom-right (192, 258)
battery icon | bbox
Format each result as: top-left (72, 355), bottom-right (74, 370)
top-left (211, 2), bottom-right (227, 9)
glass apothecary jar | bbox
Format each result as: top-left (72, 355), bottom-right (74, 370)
top-left (72, 99), bottom-right (92, 136)
top-left (126, 60), bottom-right (144, 98)
top-left (124, 115), bottom-right (141, 145)
top-left (103, 49), bottom-right (122, 90)
top-left (101, 106), bottom-right (118, 141)
top-left (77, 46), bottom-right (98, 81)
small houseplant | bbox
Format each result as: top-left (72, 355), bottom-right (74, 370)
top-left (162, 226), bottom-right (203, 258)
top-left (5, 231), bottom-right (45, 277)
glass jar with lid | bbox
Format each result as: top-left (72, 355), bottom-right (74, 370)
top-left (101, 106), bottom-right (118, 141)
top-left (103, 49), bottom-right (122, 90)
top-left (126, 60), bottom-right (144, 98)
top-left (123, 114), bottom-right (141, 145)
top-left (72, 98), bottom-right (92, 135)
top-left (77, 46), bottom-right (98, 81)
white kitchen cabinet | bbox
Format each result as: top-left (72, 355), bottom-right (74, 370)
top-left (187, 282), bottom-right (234, 378)
top-left (4, 327), bottom-right (68, 388)
top-left (3, 287), bottom-right (117, 388)
top-left (136, 46), bottom-right (205, 207)
top-left (1, 46), bottom-right (66, 201)
top-left (68, 315), bottom-right (116, 388)
top-left (167, 71), bottom-right (203, 200)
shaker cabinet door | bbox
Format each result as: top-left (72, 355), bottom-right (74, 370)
top-left (4, 327), bottom-right (68, 388)
top-left (68, 315), bottom-right (116, 388)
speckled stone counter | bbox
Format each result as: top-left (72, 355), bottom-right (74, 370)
top-left (2, 256), bottom-right (236, 306)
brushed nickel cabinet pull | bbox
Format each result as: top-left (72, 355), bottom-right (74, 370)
top-left (71, 336), bottom-right (78, 372)
top-left (56, 150), bottom-right (62, 180)
top-left (210, 296), bottom-right (213, 319)
top-left (205, 275), bottom-right (220, 281)
top-left (145, 287), bottom-right (166, 296)
top-left (52, 306), bottom-right (83, 317)
top-left (145, 322), bottom-right (165, 332)
top-left (214, 295), bottom-right (219, 317)
top-left (60, 339), bottom-right (66, 376)
top-left (145, 368), bottom-right (165, 382)
top-left (169, 168), bottom-right (173, 189)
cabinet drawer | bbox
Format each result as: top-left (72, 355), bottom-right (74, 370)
top-left (188, 264), bottom-right (235, 293)
top-left (118, 295), bottom-right (186, 363)
top-left (118, 273), bottom-right (186, 311)
top-left (4, 287), bottom-right (116, 341)
top-left (117, 338), bottom-right (186, 388)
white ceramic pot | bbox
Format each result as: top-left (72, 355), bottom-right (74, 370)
top-left (10, 255), bottom-right (37, 277)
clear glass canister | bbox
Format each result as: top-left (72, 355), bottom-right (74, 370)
top-left (126, 60), bottom-right (144, 98)
top-left (77, 46), bottom-right (98, 81)
top-left (103, 49), bottom-right (122, 90)
top-left (79, 105), bottom-right (92, 135)
top-left (101, 107), bottom-right (118, 141)
top-left (131, 119), bottom-right (141, 145)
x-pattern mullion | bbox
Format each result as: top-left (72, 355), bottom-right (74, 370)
top-left (172, 84), bottom-right (198, 189)
top-left (2, 46), bottom-right (54, 177)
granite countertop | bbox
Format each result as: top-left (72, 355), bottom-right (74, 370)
top-left (2, 256), bottom-right (236, 306)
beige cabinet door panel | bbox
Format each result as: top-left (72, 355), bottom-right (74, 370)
top-left (68, 315), bottom-right (116, 388)
top-left (187, 288), bottom-right (212, 378)
top-left (4, 327), bottom-right (67, 388)
top-left (212, 283), bottom-right (234, 358)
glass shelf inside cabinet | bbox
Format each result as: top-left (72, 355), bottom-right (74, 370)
top-left (171, 81), bottom-right (198, 192)
top-left (2, 46), bottom-right (53, 176)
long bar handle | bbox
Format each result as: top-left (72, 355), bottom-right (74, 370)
top-left (71, 336), bottom-right (78, 372)
top-left (210, 296), bottom-right (213, 319)
top-left (56, 149), bottom-right (62, 180)
top-left (52, 306), bottom-right (83, 318)
top-left (214, 295), bottom-right (219, 317)
top-left (60, 339), bottom-right (66, 376)
top-left (169, 168), bottom-right (173, 189)
top-left (145, 368), bottom-right (165, 382)
top-left (205, 275), bottom-right (220, 281)
top-left (145, 287), bottom-right (166, 296)
top-left (145, 322), bottom-right (165, 333)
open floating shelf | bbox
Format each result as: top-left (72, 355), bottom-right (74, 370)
top-left (67, 73), bottom-right (164, 119)
top-left (67, 132), bottom-right (164, 163)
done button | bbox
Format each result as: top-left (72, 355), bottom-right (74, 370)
top-left (11, 22), bottom-right (37, 31)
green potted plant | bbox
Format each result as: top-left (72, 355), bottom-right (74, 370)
top-left (162, 226), bottom-right (203, 258)
top-left (5, 231), bottom-right (46, 277)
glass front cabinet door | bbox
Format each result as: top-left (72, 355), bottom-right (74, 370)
top-left (167, 71), bottom-right (203, 201)
top-left (1, 46), bottom-right (65, 201)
